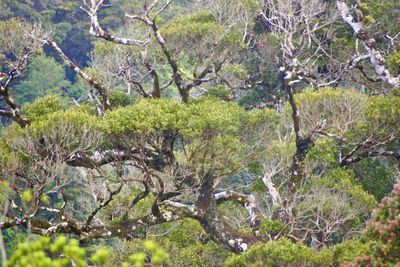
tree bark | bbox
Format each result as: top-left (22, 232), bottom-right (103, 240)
top-left (194, 175), bottom-right (258, 253)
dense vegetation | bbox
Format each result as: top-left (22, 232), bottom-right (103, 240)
top-left (0, 0), bottom-right (399, 266)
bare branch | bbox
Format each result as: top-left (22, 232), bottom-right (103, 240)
top-left (84, 183), bottom-right (123, 230)
top-left (81, 0), bottom-right (149, 46)
top-left (340, 150), bottom-right (400, 166)
top-left (215, 190), bottom-right (262, 229)
top-left (43, 39), bottom-right (111, 113)
top-left (337, 0), bottom-right (399, 89)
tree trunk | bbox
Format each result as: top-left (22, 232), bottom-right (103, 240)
top-left (195, 175), bottom-right (258, 253)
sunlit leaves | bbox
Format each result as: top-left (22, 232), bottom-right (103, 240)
top-left (23, 95), bottom-right (63, 122)
top-left (287, 88), bottom-right (367, 136)
top-left (7, 236), bottom-right (85, 267)
top-left (365, 95), bottom-right (400, 136)
top-left (224, 238), bottom-right (332, 267)
top-left (162, 12), bottom-right (223, 50)
top-left (311, 168), bottom-right (376, 210)
top-left (102, 98), bottom-right (180, 135)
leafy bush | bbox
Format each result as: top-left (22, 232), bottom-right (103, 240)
top-left (224, 238), bottom-right (332, 267)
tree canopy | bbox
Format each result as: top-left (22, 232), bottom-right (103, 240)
top-left (0, 0), bottom-right (399, 266)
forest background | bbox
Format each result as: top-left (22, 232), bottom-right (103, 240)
top-left (0, 0), bottom-right (399, 266)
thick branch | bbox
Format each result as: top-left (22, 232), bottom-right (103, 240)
top-left (337, 1), bottom-right (399, 89)
top-left (287, 86), bottom-right (309, 191)
top-left (81, 0), bottom-right (148, 46)
top-left (194, 175), bottom-right (259, 253)
top-left (340, 150), bottom-right (400, 166)
top-left (43, 39), bottom-right (111, 113)
top-left (84, 184), bottom-right (123, 230)
top-left (0, 53), bottom-right (33, 127)
top-left (143, 59), bottom-right (161, 98)
top-left (215, 190), bottom-right (262, 229)
top-left (127, 7), bottom-right (187, 103)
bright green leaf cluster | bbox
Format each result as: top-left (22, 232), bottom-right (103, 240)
top-left (125, 240), bottom-right (169, 267)
top-left (7, 236), bottom-right (85, 267)
top-left (312, 168), bottom-right (376, 210)
top-left (386, 51), bottom-right (400, 74)
top-left (162, 12), bottom-right (223, 43)
top-left (90, 249), bottom-right (110, 266)
top-left (366, 95), bottom-right (400, 135)
top-left (23, 95), bottom-right (63, 122)
top-left (102, 98), bottom-right (180, 135)
top-left (258, 219), bottom-right (287, 237)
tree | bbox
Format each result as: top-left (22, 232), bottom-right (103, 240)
top-left (0, 0), bottom-right (399, 263)
top-left (14, 54), bottom-right (82, 104)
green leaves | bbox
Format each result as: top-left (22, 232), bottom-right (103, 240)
top-left (102, 97), bottom-right (248, 138)
top-left (21, 189), bottom-right (33, 203)
top-left (90, 249), bottom-right (110, 266)
top-left (224, 238), bottom-right (333, 267)
top-left (366, 95), bottom-right (400, 135)
top-left (23, 95), bottom-right (63, 122)
top-left (288, 87), bottom-right (367, 136)
top-left (7, 236), bottom-right (86, 267)
top-left (14, 55), bottom-right (80, 105)
top-left (386, 51), bottom-right (400, 75)
top-left (162, 12), bottom-right (223, 44)
top-left (312, 168), bottom-right (376, 210)
top-left (366, 182), bottom-right (400, 265)
top-left (102, 98), bottom-right (181, 135)
top-left (126, 241), bottom-right (169, 267)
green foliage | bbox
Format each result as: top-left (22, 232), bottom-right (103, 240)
top-left (219, 30), bottom-right (247, 49)
top-left (306, 138), bottom-right (338, 166)
top-left (165, 219), bottom-right (206, 246)
top-left (334, 182), bottom-right (400, 266)
top-left (180, 97), bottom-right (247, 137)
top-left (156, 219), bottom-right (231, 267)
top-left (124, 240), bottom-right (169, 267)
top-left (162, 12), bottom-right (223, 44)
top-left (102, 98), bottom-right (250, 174)
top-left (355, 158), bottom-right (397, 201)
top-left (102, 98), bottom-right (181, 135)
top-left (28, 107), bottom-right (97, 138)
top-left (366, 95), bottom-right (400, 136)
top-left (258, 219), bottom-right (286, 236)
top-left (7, 236), bottom-right (169, 267)
top-left (108, 91), bottom-right (135, 108)
top-left (224, 64), bottom-right (250, 80)
top-left (205, 85), bottom-right (233, 101)
top-left (7, 236), bottom-right (86, 267)
top-left (1, 228), bottom-right (26, 258)
top-left (2, 2), bottom-right (400, 266)
top-left (91, 249), bottom-right (110, 266)
top-left (21, 189), bottom-right (33, 202)
top-left (93, 41), bottom-right (119, 56)
top-left (288, 88), bottom-right (367, 136)
top-left (104, 187), bottom-right (156, 225)
top-left (364, 0), bottom-right (400, 35)
top-left (312, 168), bottom-right (376, 210)
top-left (0, 179), bottom-right (10, 203)
top-left (386, 51), bottom-right (400, 75)
top-left (0, 18), bottom-right (42, 60)
top-left (224, 239), bottom-right (332, 267)
top-left (325, 239), bottom-right (373, 266)
top-left (14, 55), bottom-right (83, 104)
top-left (173, 242), bottom-right (230, 267)
top-left (213, 0), bottom-right (260, 10)
top-left (363, 15), bottom-right (375, 24)
top-left (23, 95), bottom-right (64, 122)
